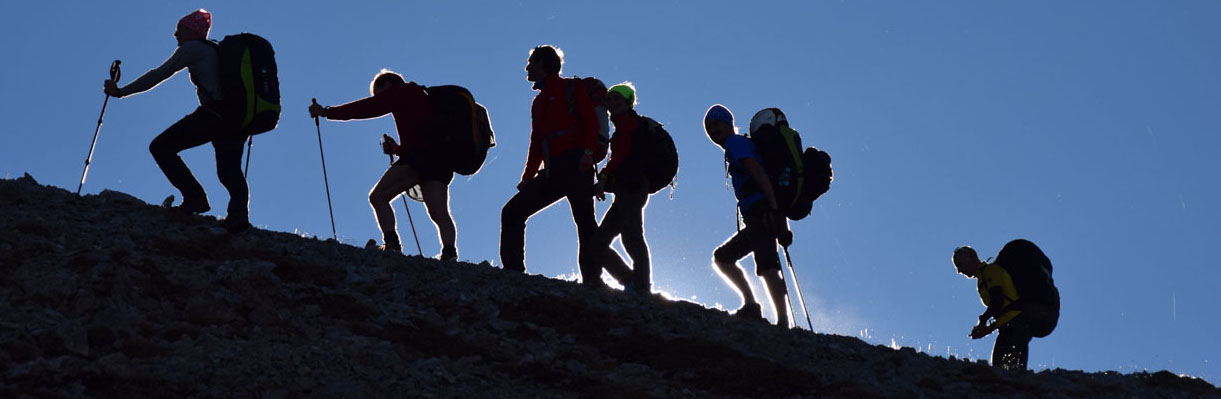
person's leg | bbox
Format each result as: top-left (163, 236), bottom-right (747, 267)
top-left (500, 176), bottom-right (566, 272)
top-left (565, 169), bottom-right (600, 287)
top-left (368, 164), bottom-right (422, 252)
top-left (617, 192), bottom-right (651, 293)
top-left (993, 322), bottom-right (1034, 371)
top-left (420, 180), bottom-right (457, 259)
top-left (582, 195), bottom-right (634, 286)
top-left (212, 134), bottom-right (248, 226)
top-left (745, 207), bottom-right (788, 326)
top-left (149, 109), bottom-right (215, 212)
top-left (761, 270), bottom-right (789, 328)
top-left (713, 230), bottom-right (757, 309)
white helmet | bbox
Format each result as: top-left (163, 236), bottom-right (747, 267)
top-left (749, 108), bottom-right (787, 135)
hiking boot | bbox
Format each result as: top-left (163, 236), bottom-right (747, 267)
top-left (219, 218), bottom-right (252, 235)
top-left (624, 281), bottom-right (651, 296)
top-left (172, 198), bottom-right (210, 215)
top-left (379, 242), bottom-right (403, 254)
top-left (582, 279), bottom-right (611, 291)
top-left (438, 246), bottom-right (458, 262)
top-left (733, 303), bottom-right (764, 321)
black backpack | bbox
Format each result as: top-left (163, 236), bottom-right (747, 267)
top-left (214, 33), bottom-right (280, 136)
top-left (427, 85), bottom-right (496, 175)
top-left (636, 117), bottom-right (679, 194)
top-left (748, 108), bottom-right (833, 221)
top-left (994, 239), bottom-right (1061, 312)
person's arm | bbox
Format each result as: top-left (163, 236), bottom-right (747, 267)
top-left (117, 45), bottom-right (194, 97)
top-left (571, 81), bottom-right (598, 172)
top-left (324, 94), bottom-right (392, 121)
top-left (520, 97), bottom-right (544, 183)
top-left (978, 286), bottom-right (1006, 325)
top-left (741, 157), bottom-right (779, 211)
top-left (600, 116), bottom-right (637, 178)
top-left (572, 82), bottom-right (599, 157)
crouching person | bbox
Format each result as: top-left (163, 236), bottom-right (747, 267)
top-left (953, 240), bottom-right (1060, 370)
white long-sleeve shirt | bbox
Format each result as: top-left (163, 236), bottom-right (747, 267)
top-left (120, 40), bottom-right (221, 105)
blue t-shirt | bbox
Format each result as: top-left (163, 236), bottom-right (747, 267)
top-left (724, 134), bottom-right (764, 211)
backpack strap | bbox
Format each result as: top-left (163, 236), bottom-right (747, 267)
top-left (565, 78), bottom-right (577, 116)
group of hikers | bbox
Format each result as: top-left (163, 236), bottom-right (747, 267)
top-left (94, 10), bottom-right (1061, 372)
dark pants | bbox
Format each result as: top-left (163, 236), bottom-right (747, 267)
top-left (149, 107), bottom-right (248, 221)
top-left (581, 190), bottom-right (650, 290)
top-left (500, 152), bottom-right (596, 274)
top-left (713, 204), bottom-right (782, 276)
top-left (992, 303), bottom-right (1059, 371)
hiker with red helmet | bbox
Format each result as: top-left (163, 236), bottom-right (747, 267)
top-left (102, 9), bottom-right (251, 234)
top-left (500, 45), bottom-right (602, 278)
top-left (703, 104), bottom-right (790, 327)
top-left (308, 70), bottom-right (459, 261)
top-left (582, 82), bottom-right (655, 294)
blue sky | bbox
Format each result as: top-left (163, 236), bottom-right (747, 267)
top-left (2, 1), bottom-right (1219, 383)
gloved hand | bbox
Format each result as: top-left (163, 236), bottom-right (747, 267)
top-left (308, 102), bottom-right (327, 118)
top-left (103, 80), bottom-right (122, 98)
top-left (777, 230), bottom-right (794, 248)
top-left (381, 134), bottom-right (399, 156)
top-left (969, 323), bottom-right (994, 339)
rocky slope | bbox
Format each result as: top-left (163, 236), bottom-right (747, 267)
top-left (0, 174), bottom-right (1217, 399)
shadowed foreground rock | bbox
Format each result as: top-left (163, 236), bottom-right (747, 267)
top-left (1, 174), bottom-right (1217, 398)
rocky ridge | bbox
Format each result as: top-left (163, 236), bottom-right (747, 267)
top-left (0, 174), bottom-right (1217, 398)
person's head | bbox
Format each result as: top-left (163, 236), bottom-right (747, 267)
top-left (174, 9), bottom-right (211, 44)
top-left (369, 69), bottom-right (406, 96)
top-left (953, 246), bottom-right (981, 277)
top-left (703, 104), bottom-right (737, 146)
top-left (606, 82), bottom-right (636, 115)
top-left (526, 45), bottom-right (564, 82)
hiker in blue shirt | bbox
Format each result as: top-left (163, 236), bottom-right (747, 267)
top-left (704, 104), bottom-right (790, 327)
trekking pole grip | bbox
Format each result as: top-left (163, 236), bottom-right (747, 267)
top-left (311, 98), bottom-right (320, 127)
top-left (110, 60), bottom-right (121, 82)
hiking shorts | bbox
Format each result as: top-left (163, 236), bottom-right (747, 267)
top-left (714, 203), bottom-right (782, 276)
top-left (396, 151), bottom-right (454, 185)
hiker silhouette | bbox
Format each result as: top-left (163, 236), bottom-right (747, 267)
top-left (309, 70), bottom-right (460, 260)
top-left (704, 104), bottom-right (791, 328)
top-left (102, 9), bottom-right (253, 234)
top-left (500, 45), bottom-right (603, 277)
top-left (953, 241), bottom-right (1060, 371)
top-left (581, 82), bottom-right (662, 294)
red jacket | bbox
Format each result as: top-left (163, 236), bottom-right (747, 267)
top-left (521, 73), bottom-right (599, 181)
top-left (601, 110), bottom-right (640, 178)
top-left (325, 82), bottom-right (435, 156)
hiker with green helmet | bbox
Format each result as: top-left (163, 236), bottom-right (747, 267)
top-left (101, 9), bottom-right (251, 234)
top-left (581, 82), bottom-right (653, 293)
top-left (704, 104), bottom-right (791, 327)
top-left (953, 242), bottom-right (1060, 371)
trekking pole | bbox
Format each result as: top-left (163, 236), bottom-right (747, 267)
top-left (243, 136), bottom-right (253, 178)
top-left (781, 242), bottom-right (814, 331)
top-left (78, 60), bottom-right (121, 195)
top-left (781, 269), bottom-right (797, 329)
top-left (386, 149), bottom-right (423, 256)
top-left (312, 98), bottom-right (338, 241)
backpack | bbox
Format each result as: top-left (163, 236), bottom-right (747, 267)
top-left (994, 239), bottom-right (1061, 337)
top-left (747, 108), bottom-right (833, 221)
top-left (427, 85), bottom-right (496, 175)
top-left (636, 117), bottom-right (679, 194)
top-left (565, 77), bottom-right (611, 162)
top-left (214, 33), bottom-right (280, 136)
